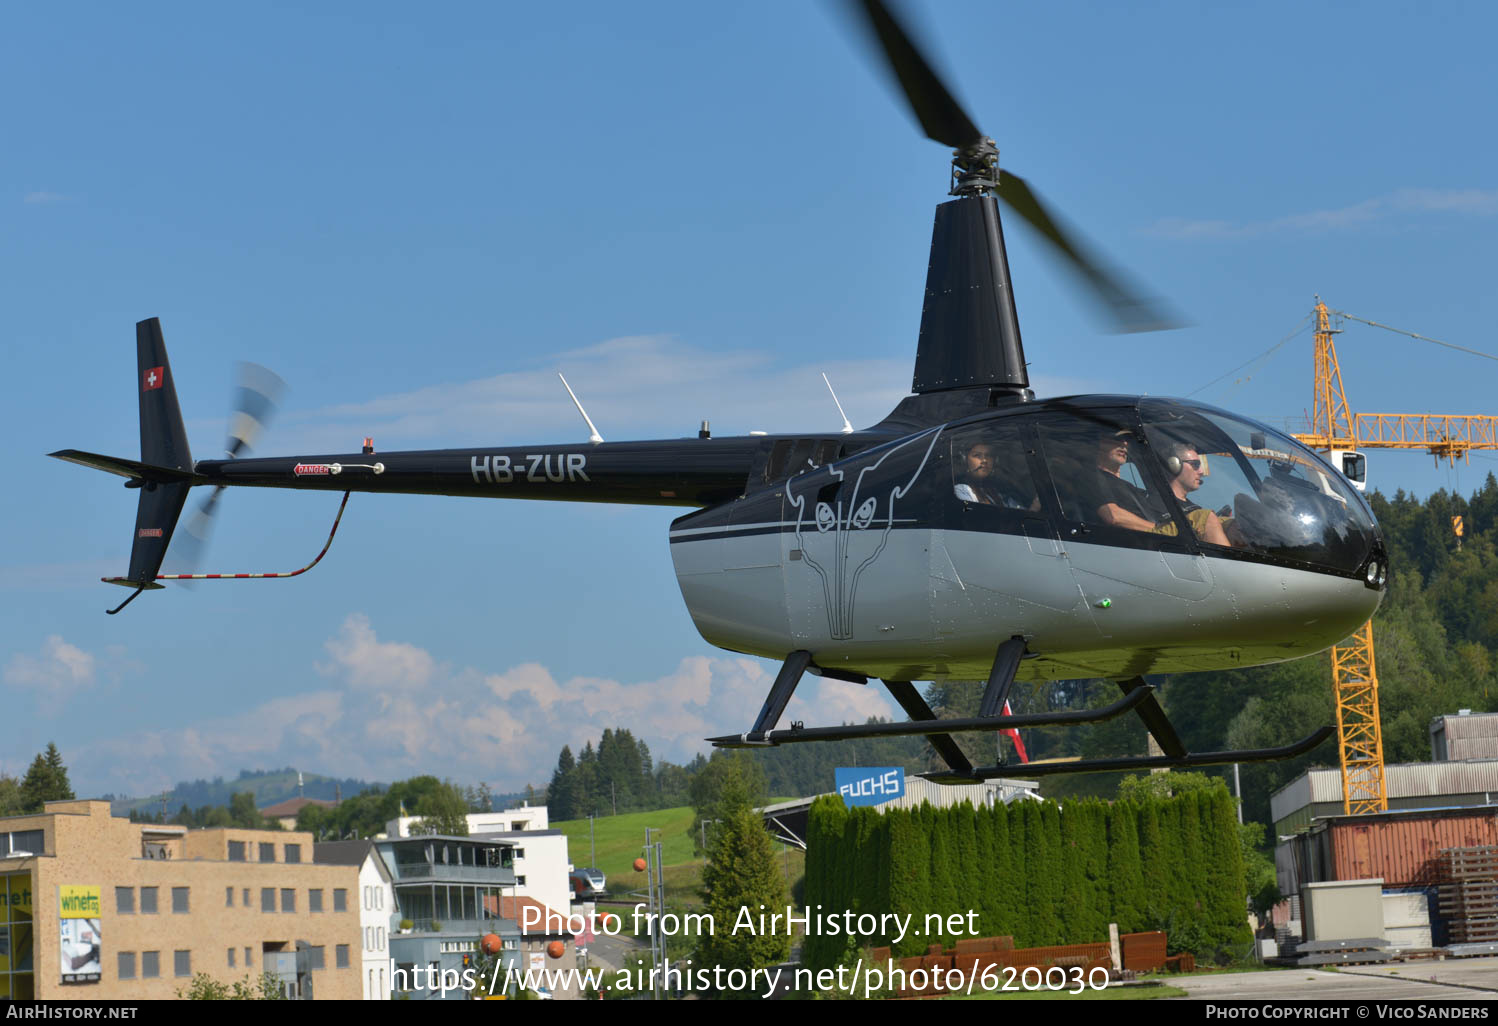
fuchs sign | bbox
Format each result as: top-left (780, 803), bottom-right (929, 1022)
top-left (835, 767), bottom-right (905, 807)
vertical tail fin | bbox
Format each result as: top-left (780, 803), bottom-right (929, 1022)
top-left (92, 319), bottom-right (196, 609)
top-left (137, 317), bottom-right (192, 472)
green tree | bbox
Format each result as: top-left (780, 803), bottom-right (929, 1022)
top-left (688, 753), bottom-right (767, 853)
top-left (228, 792), bottom-right (264, 829)
top-left (20, 743), bottom-right (74, 812)
top-left (0, 775), bottom-right (24, 817)
top-left (408, 779), bottom-right (470, 836)
top-left (695, 769), bottom-right (791, 994)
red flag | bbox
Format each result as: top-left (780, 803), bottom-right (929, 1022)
top-left (142, 366), bottom-right (165, 391)
top-left (1002, 700), bottom-right (1028, 762)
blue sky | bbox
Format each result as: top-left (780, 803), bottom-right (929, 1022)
top-left (4, 1), bottom-right (1496, 800)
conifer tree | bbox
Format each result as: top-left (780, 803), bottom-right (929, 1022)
top-left (20, 743), bottom-right (73, 813)
top-left (696, 767), bottom-right (790, 991)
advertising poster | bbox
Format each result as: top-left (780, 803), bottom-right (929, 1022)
top-left (58, 886), bottom-right (101, 984)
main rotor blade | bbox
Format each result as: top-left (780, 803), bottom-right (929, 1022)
top-left (999, 169), bottom-right (1181, 333)
top-left (850, 0), bottom-right (983, 150)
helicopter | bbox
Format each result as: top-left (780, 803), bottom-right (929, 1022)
top-left (50, 1), bottom-right (1386, 782)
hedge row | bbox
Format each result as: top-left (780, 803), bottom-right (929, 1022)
top-left (802, 789), bottom-right (1249, 969)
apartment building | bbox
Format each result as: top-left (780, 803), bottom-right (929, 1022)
top-left (313, 840), bottom-right (396, 999)
top-left (0, 800), bottom-right (361, 1000)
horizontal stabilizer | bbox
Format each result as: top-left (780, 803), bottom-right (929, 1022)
top-left (49, 449), bottom-right (196, 483)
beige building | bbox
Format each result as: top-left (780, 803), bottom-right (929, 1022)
top-left (0, 799), bottom-right (361, 1000)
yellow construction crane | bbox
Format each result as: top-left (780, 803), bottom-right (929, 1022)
top-left (1292, 299), bottom-right (1498, 814)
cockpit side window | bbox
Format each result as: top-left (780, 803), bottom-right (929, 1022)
top-left (1140, 400), bottom-right (1377, 572)
top-left (1033, 411), bottom-right (1176, 537)
top-left (948, 421), bottom-right (1038, 513)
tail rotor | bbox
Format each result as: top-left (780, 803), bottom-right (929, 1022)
top-left (170, 362), bottom-right (285, 575)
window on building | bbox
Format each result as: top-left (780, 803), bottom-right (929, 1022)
top-left (228, 948), bottom-right (236, 968)
top-left (516, 875), bottom-right (526, 886)
top-left (261, 888), bottom-right (275, 912)
top-left (118, 952), bottom-right (136, 980)
top-left (7, 830), bottom-right (43, 854)
top-left (172, 887), bottom-right (189, 914)
top-left (308, 946), bottom-right (325, 970)
top-left (141, 952), bottom-right (160, 979)
top-left (228, 840), bottom-right (246, 862)
top-left (377, 927), bottom-right (385, 949)
top-left (284, 843), bottom-right (301, 864)
top-left (280, 888), bottom-right (295, 913)
top-left (242, 887), bottom-right (250, 906)
top-left (225, 886), bottom-right (233, 907)
top-left (115, 887), bottom-right (134, 915)
top-left (258, 842), bottom-right (276, 863)
top-left (139, 887), bottom-right (158, 914)
top-left (514, 847), bottom-right (525, 859)
top-left (336, 945), bottom-right (349, 969)
top-left (245, 947), bottom-right (253, 967)
top-left (309, 889), bottom-right (323, 913)
top-left (333, 888), bottom-right (347, 912)
top-left (174, 950), bottom-right (191, 978)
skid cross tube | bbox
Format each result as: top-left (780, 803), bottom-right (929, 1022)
top-left (933, 726), bottom-right (1336, 781)
top-left (979, 637), bottom-right (1028, 718)
top-left (710, 684), bottom-right (1152, 748)
top-left (883, 680), bottom-right (973, 777)
top-left (742, 650), bottom-right (813, 742)
top-left (1118, 675), bottom-right (1187, 758)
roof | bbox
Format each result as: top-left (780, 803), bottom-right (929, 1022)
top-left (313, 839), bottom-right (394, 883)
top-left (486, 895), bottom-right (573, 937)
top-left (260, 796), bottom-right (336, 818)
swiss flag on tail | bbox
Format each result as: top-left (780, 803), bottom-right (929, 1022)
top-left (1002, 700), bottom-right (1029, 763)
top-left (142, 366), bottom-right (164, 391)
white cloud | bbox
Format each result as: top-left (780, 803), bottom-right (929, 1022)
top-left (23, 191), bottom-right (66, 205)
top-left (1146, 187), bottom-right (1498, 240)
top-left (3, 636), bottom-right (98, 713)
top-left (72, 614), bottom-right (898, 797)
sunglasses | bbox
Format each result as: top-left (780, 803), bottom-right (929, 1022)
top-left (1178, 458), bottom-right (1202, 470)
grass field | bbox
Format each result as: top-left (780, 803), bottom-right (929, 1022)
top-left (554, 807), bottom-right (805, 909)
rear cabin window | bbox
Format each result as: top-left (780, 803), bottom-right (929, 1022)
top-left (947, 421), bottom-right (1039, 513)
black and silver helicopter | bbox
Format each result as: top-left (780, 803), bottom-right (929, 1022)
top-left (51, 1), bottom-right (1386, 781)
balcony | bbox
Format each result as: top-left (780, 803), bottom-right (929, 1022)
top-left (391, 861), bottom-right (514, 886)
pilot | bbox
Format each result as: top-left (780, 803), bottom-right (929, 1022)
top-left (1155, 442), bottom-right (1232, 546)
top-left (1087, 429), bottom-right (1165, 530)
top-left (954, 440), bottom-right (1034, 509)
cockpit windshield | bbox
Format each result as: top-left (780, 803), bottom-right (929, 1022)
top-left (1140, 399), bottom-right (1377, 573)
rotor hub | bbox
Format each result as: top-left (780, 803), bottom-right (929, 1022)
top-left (950, 137), bottom-right (999, 197)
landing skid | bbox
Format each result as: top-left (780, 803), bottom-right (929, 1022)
top-left (710, 648), bottom-right (1335, 781)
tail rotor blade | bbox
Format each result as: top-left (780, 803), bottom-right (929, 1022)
top-left (170, 362), bottom-right (283, 576)
top-left (226, 362), bottom-right (286, 458)
top-left (167, 485), bottom-right (225, 580)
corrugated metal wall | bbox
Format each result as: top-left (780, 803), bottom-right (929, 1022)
top-left (1271, 761), bottom-right (1498, 832)
top-left (1313, 810), bottom-right (1498, 887)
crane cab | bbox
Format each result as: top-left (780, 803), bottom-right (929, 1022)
top-left (1328, 449), bottom-right (1368, 492)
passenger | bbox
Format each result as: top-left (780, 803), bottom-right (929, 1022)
top-left (1157, 443), bottom-right (1232, 546)
top-left (954, 441), bottom-right (1002, 505)
top-left (954, 440), bottom-right (1035, 509)
top-left (1087, 429), bottom-right (1165, 530)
